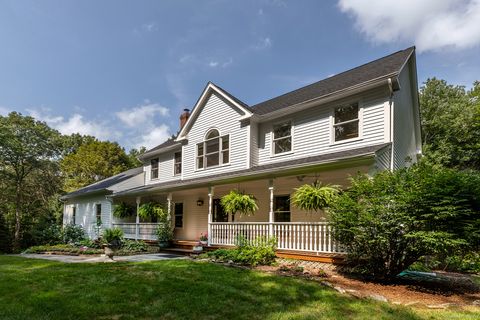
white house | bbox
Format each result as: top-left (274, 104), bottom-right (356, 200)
top-left (62, 47), bottom-right (421, 259)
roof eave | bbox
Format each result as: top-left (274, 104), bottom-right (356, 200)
top-left (138, 143), bottom-right (183, 161)
top-left (252, 74), bottom-right (400, 121)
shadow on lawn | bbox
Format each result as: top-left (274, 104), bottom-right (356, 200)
top-left (0, 256), bottom-right (453, 319)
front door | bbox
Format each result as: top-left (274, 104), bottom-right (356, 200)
top-left (213, 199), bottom-right (228, 222)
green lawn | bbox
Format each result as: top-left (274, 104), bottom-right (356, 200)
top-left (0, 256), bottom-right (478, 320)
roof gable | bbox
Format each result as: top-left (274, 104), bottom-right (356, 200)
top-left (176, 82), bottom-right (252, 140)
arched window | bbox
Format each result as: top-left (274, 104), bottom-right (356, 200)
top-left (197, 129), bottom-right (229, 169)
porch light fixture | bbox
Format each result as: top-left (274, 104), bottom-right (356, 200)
top-left (196, 199), bottom-right (204, 206)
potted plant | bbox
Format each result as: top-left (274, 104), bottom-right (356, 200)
top-left (156, 223), bottom-right (173, 248)
top-left (102, 227), bottom-right (124, 261)
top-left (113, 202), bottom-right (135, 218)
top-left (138, 202), bottom-right (165, 222)
top-left (220, 190), bottom-right (258, 217)
top-left (193, 242), bottom-right (203, 253)
top-left (199, 232), bottom-right (208, 246)
top-left (291, 181), bottom-right (340, 212)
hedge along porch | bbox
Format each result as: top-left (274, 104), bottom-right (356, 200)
top-left (110, 164), bottom-right (371, 255)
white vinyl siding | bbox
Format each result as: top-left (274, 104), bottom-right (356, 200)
top-left (182, 93), bottom-right (249, 179)
top-left (392, 62), bottom-right (419, 169)
top-left (63, 195), bottom-right (112, 239)
top-left (257, 88), bottom-right (388, 165)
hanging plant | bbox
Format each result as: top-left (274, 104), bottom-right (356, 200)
top-left (138, 202), bottom-right (166, 220)
top-left (113, 202), bottom-right (135, 218)
top-left (292, 181), bottom-right (340, 212)
top-left (221, 190), bottom-right (258, 216)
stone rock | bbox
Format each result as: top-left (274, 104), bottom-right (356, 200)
top-left (472, 300), bottom-right (480, 306)
top-left (369, 294), bottom-right (388, 302)
top-left (334, 286), bottom-right (346, 294)
top-left (426, 303), bottom-right (457, 309)
top-left (228, 260), bottom-right (234, 264)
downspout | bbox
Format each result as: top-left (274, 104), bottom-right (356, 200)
top-left (388, 78), bottom-right (395, 171)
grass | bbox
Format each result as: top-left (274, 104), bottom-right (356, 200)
top-left (0, 256), bottom-right (478, 320)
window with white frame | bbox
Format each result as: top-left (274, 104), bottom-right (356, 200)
top-left (333, 103), bottom-right (359, 142)
top-left (196, 129), bottom-right (229, 169)
top-left (174, 151), bottom-right (182, 175)
top-left (151, 158), bottom-right (159, 179)
top-left (95, 203), bottom-right (102, 226)
top-left (71, 206), bottom-right (76, 225)
top-left (272, 121), bottom-right (292, 155)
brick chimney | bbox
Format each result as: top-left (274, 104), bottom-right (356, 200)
top-left (179, 108), bottom-right (190, 129)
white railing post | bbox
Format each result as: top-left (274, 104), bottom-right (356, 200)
top-left (208, 186), bottom-right (214, 246)
top-left (135, 197), bottom-right (141, 241)
top-left (268, 179), bottom-right (274, 238)
top-left (167, 193), bottom-right (172, 230)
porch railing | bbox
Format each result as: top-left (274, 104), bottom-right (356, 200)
top-left (210, 222), bottom-right (342, 253)
top-left (112, 223), bottom-right (159, 241)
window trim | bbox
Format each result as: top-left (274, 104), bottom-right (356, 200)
top-left (173, 151), bottom-right (182, 176)
top-left (150, 158), bottom-right (159, 180)
top-left (72, 205), bottom-right (76, 225)
top-left (195, 128), bottom-right (230, 170)
top-left (270, 119), bottom-right (294, 157)
top-left (330, 101), bottom-right (364, 145)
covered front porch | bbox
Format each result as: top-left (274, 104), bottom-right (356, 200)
top-left (110, 165), bottom-right (366, 255)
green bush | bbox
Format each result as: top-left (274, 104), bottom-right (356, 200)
top-left (62, 224), bottom-right (86, 244)
top-left (23, 244), bottom-right (102, 255)
top-left (207, 236), bottom-right (277, 266)
top-left (122, 239), bottom-right (148, 252)
top-left (37, 224), bottom-right (62, 245)
top-left (77, 238), bottom-right (101, 249)
top-left (328, 163), bottom-right (480, 281)
top-left (102, 228), bottom-right (124, 246)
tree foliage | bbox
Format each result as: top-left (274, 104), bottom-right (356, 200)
top-left (0, 112), bottom-right (63, 250)
top-left (420, 78), bottom-right (480, 170)
top-left (60, 140), bottom-right (133, 192)
top-left (328, 163), bottom-right (480, 280)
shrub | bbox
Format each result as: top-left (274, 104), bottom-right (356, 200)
top-left (328, 163), bottom-right (480, 281)
top-left (23, 244), bottom-right (102, 255)
top-left (122, 239), bottom-right (148, 252)
top-left (62, 224), bottom-right (86, 244)
top-left (102, 227), bottom-right (124, 247)
top-left (37, 224), bottom-right (62, 245)
top-left (207, 236), bottom-right (277, 266)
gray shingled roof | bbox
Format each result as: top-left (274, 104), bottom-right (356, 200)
top-left (251, 47), bottom-right (414, 115)
top-left (61, 167), bottom-right (143, 200)
top-left (142, 47), bottom-right (413, 155)
top-left (112, 143), bottom-right (390, 197)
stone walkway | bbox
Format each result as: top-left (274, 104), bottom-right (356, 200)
top-left (16, 253), bottom-right (186, 263)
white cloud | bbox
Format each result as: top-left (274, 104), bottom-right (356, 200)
top-left (208, 61), bottom-right (219, 67)
top-left (116, 102), bottom-right (169, 127)
top-left (141, 22), bottom-right (158, 32)
top-left (207, 57), bottom-right (233, 68)
top-left (252, 37), bottom-right (272, 50)
top-left (27, 108), bottom-right (117, 141)
top-left (136, 124), bottom-right (171, 149)
top-left (338, 0), bottom-right (480, 52)
top-left (0, 106), bottom-right (10, 116)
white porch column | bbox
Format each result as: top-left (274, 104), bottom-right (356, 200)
top-left (268, 179), bottom-right (274, 237)
top-left (207, 186), bottom-right (214, 246)
top-left (167, 193), bottom-right (172, 228)
top-left (135, 197), bottom-right (141, 240)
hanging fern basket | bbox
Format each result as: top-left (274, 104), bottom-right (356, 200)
top-left (292, 181), bottom-right (340, 212)
top-left (113, 202), bottom-right (135, 218)
top-left (137, 202), bottom-right (167, 220)
top-left (220, 190), bottom-right (258, 216)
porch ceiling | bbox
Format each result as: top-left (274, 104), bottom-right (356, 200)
top-left (110, 143), bottom-right (388, 198)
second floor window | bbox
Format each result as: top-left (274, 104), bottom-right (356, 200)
top-left (334, 103), bottom-right (359, 142)
top-left (272, 121), bottom-right (292, 155)
top-left (174, 152), bottom-right (182, 175)
top-left (197, 129), bottom-right (229, 169)
top-left (151, 158), bottom-right (159, 179)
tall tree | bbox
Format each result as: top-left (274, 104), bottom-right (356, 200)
top-left (419, 78), bottom-right (480, 170)
top-left (127, 146), bottom-right (146, 167)
top-left (60, 140), bottom-right (133, 191)
top-left (0, 112), bottom-right (63, 250)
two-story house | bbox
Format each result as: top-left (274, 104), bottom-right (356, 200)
top-left (62, 47), bottom-right (421, 258)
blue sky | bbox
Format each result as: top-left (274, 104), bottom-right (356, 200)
top-left (0, 0), bottom-right (479, 150)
